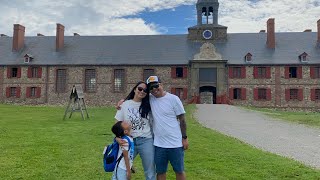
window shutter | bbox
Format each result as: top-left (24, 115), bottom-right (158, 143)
top-left (228, 67), bottom-right (233, 78)
top-left (298, 89), bottom-right (303, 101)
top-left (285, 89), bottom-right (290, 101)
top-left (310, 67), bottom-right (315, 79)
top-left (241, 88), bottom-right (246, 100)
top-left (38, 67), bottom-right (42, 78)
top-left (26, 87), bottom-right (31, 98)
top-left (253, 67), bottom-right (258, 79)
top-left (6, 87), bottom-right (10, 97)
top-left (241, 67), bottom-right (246, 78)
top-left (36, 87), bottom-right (41, 98)
top-left (7, 67), bottom-right (11, 78)
top-left (16, 87), bottom-right (21, 98)
top-left (27, 67), bottom-right (32, 78)
top-left (284, 67), bottom-right (289, 79)
top-left (17, 67), bottom-right (21, 78)
top-left (171, 88), bottom-right (176, 95)
top-left (266, 67), bottom-right (271, 79)
top-left (229, 88), bottom-right (234, 100)
top-left (297, 66), bottom-right (302, 79)
top-left (183, 67), bottom-right (188, 78)
top-left (267, 88), bottom-right (272, 101)
top-left (183, 88), bottom-right (188, 100)
top-left (310, 89), bottom-right (316, 101)
top-left (253, 88), bottom-right (258, 100)
top-left (171, 67), bottom-right (176, 78)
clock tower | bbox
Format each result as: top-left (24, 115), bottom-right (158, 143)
top-left (188, 0), bottom-right (227, 41)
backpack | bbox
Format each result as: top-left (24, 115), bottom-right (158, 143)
top-left (103, 136), bottom-right (132, 172)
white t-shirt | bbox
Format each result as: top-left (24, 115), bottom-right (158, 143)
top-left (115, 100), bottom-right (153, 138)
top-left (150, 92), bottom-right (186, 148)
top-left (117, 136), bottom-right (134, 170)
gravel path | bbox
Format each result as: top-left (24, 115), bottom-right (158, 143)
top-left (194, 104), bottom-right (320, 169)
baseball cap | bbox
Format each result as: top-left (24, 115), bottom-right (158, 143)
top-left (146, 76), bottom-right (161, 84)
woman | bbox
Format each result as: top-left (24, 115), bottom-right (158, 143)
top-left (114, 81), bottom-right (155, 180)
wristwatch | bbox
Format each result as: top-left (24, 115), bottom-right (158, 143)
top-left (182, 135), bottom-right (188, 139)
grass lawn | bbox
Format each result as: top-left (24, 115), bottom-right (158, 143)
top-left (243, 106), bottom-right (320, 128)
top-left (1, 104), bottom-right (320, 179)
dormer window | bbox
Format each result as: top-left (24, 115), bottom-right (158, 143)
top-left (24, 54), bottom-right (33, 63)
top-left (299, 52), bottom-right (308, 62)
top-left (244, 53), bottom-right (252, 62)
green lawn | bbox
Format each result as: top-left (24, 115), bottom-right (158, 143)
top-left (1, 104), bottom-right (320, 179)
top-left (243, 106), bottom-right (320, 128)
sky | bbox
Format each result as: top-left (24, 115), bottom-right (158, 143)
top-left (0, 0), bottom-right (319, 36)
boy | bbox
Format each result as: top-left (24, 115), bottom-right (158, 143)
top-left (111, 121), bottom-right (134, 180)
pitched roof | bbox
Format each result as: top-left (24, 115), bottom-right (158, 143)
top-left (0, 32), bottom-right (319, 66)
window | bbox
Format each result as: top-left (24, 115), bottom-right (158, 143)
top-left (114, 69), bottom-right (125, 92)
top-left (10, 87), bottom-right (17, 97)
top-left (56, 69), bottom-right (67, 93)
top-left (232, 67), bottom-right (241, 78)
top-left (233, 88), bottom-right (241, 99)
top-left (289, 67), bottom-right (297, 78)
top-left (11, 68), bottom-right (18, 77)
top-left (290, 89), bottom-right (298, 100)
top-left (85, 69), bottom-right (96, 92)
top-left (176, 67), bottom-right (183, 78)
top-left (31, 87), bottom-right (37, 97)
top-left (244, 53), bottom-right (252, 62)
top-left (316, 89), bottom-right (320, 100)
top-left (258, 88), bottom-right (267, 100)
top-left (31, 67), bottom-right (38, 78)
top-left (175, 88), bottom-right (184, 99)
top-left (143, 69), bottom-right (154, 82)
top-left (257, 67), bottom-right (266, 78)
top-left (315, 67), bottom-right (320, 78)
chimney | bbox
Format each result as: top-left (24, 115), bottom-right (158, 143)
top-left (259, 30), bottom-right (266, 33)
top-left (303, 29), bottom-right (312, 32)
top-left (73, 33), bottom-right (80, 36)
top-left (1, 34), bottom-right (8, 37)
top-left (12, 24), bottom-right (25, 52)
top-left (56, 23), bottom-right (65, 51)
top-left (37, 33), bottom-right (45, 36)
top-left (318, 19), bottom-right (320, 42)
top-left (266, 18), bottom-right (275, 49)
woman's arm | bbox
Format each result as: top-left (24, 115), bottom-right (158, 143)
top-left (122, 150), bottom-right (131, 180)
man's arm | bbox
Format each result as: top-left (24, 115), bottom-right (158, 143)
top-left (177, 114), bottom-right (189, 150)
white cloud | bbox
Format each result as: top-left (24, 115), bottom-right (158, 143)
top-left (0, 0), bottom-right (319, 36)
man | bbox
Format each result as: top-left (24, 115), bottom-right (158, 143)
top-left (146, 76), bottom-right (188, 180)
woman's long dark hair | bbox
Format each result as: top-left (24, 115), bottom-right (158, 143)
top-left (124, 81), bottom-right (151, 119)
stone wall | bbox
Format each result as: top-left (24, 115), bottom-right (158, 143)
top-left (2, 65), bottom-right (189, 106)
top-left (229, 66), bottom-right (320, 108)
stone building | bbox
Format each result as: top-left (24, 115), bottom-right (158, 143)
top-left (1, 0), bottom-right (320, 109)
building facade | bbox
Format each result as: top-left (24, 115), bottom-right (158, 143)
top-left (1, 0), bottom-right (320, 109)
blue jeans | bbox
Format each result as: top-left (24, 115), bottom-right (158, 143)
top-left (111, 167), bottom-right (127, 180)
top-left (133, 137), bottom-right (156, 180)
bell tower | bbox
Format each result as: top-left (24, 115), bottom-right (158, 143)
top-left (188, 0), bottom-right (227, 41)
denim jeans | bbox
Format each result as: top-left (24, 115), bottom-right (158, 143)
top-left (111, 167), bottom-right (127, 180)
top-left (133, 137), bottom-right (156, 180)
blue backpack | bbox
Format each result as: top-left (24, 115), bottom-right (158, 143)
top-left (103, 136), bottom-right (131, 172)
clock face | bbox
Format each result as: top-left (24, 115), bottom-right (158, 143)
top-left (203, 30), bottom-right (213, 39)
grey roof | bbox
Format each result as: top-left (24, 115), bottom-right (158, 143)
top-left (0, 32), bottom-right (319, 66)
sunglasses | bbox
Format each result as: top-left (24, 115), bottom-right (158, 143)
top-left (137, 87), bottom-right (148, 93)
top-left (149, 84), bottom-right (159, 90)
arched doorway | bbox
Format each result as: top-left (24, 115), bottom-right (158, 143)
top-left (199, 86), bottom-right (216, 104)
